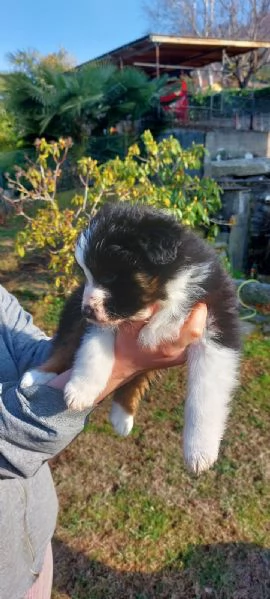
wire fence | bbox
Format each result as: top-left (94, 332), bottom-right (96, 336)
top-left (169, 90), bottom-right (270, 131)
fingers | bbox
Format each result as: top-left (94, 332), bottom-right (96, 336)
top-left (180, 302), bottom-right (207, 346)
top-left (153, 303), bottom-right (207, 360)
top-left (116, 303), bottom-right (207, 365)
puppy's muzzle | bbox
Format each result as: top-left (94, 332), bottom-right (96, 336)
top-left (81, 305), bottom-right (97, 322)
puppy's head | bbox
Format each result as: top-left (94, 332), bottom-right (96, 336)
top-left (75, 202), bottom-right (182, 326)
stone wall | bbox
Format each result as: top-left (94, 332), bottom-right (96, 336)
top-left (205, 129), bottom-right (270, 167)
top-left (160, 126), bottom-right (270, 274)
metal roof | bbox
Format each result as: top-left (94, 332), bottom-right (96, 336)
top-left (80, 34), bottom-right (270, 75)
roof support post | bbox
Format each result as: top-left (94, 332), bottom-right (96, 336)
top-left (155, 43), bottom-right (160, 78)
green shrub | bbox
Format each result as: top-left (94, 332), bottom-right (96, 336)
top-left (3, 133), bottom-right (221, 293)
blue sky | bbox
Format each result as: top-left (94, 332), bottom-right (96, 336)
top-left (0, 0), bottom-right (151, 70)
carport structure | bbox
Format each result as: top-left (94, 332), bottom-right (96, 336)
top-left (81, 34), bottom-right (270, 77)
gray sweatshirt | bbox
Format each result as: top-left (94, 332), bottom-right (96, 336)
top-left (0, 285), bottom-right (91, 599)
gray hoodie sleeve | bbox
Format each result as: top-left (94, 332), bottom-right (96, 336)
top-left (0, 285), bottom-right (92, 478)
top-left (0, 284), bottom-right (52, 375)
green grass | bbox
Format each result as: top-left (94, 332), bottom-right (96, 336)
top-left (49, 334), bottom-right (270, 598)
top-left (244, 335), bottom-right (270, 359)
top-left (52, 331), bottom-right (270, 599)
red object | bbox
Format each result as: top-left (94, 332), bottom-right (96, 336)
top-left (160, 80), bottom-right (189, 122)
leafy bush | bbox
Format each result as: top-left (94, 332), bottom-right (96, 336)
top-left (1, 63), bottom-right (167, 148)
top-left (191, 86), bottom-right (270, 117)
top-left (2, 132), bottom-right (221, 293)
top-left (0, 106), bottom-right (18, 152)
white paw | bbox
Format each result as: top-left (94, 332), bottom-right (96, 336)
top-left (20, 369), bottom-right (56, 388)
top-left (184, 438), bottom-right (219, 474)
top-left (64, 379), bottom-right (96, 411)
top-left (110, 402), bottom-right (134, 436)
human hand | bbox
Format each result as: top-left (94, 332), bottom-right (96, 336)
top-left (97, 302), bottom-right (207, 402)
top-left (48, 303), bottom-right (207, 403)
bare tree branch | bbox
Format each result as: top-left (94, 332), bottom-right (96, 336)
top-left (142, 0), bottom-right (270, 86)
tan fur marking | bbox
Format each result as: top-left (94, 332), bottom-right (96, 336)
top-left (40, 324), bottom-right (86, 374)
top-left (133, 272), bottom-right (160, 303)
top-left (39, 349), bottom-right (73, 374)
top-left (113, 370), bottom-right (158, 416)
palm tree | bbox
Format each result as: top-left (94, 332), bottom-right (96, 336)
top-left (1, 63), bottom-right (116, 143)
top-left (1, 58), bottom-right (167, 161)
top-left (104, 66), bottom-right (166, 124)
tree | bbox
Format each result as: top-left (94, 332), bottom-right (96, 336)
top-left (0, 105), bottom-right (17, 151)
top-left (143, 0), bottom-right (218, 38)
top-left (5, 48), bottom-right (75, 74)
top-left (0, 74), bottom-right (18, 151)
top-left (218, 0), bottom-right (270, 87)
top-left (222, 47), bottom-right (270, 88)
top-left (2, 133), bottom-right (221, 292)
top-left (143, 0), bottom-right (270, 87)
top-left (1, 61), bottom-right (166, 148)
top-left (0, 48), bottom-right (76, 145)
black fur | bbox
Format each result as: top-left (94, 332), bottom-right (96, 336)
top-left (79, 202), bottom-right (240, 351)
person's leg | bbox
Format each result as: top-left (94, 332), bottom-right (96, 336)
top-left (24, 544), bottom-right (53, 599)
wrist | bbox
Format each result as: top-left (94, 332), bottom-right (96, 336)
top-left (96, 358), bottom-right (140, 403)
top-left (48, 370), bottom-right (71, 390)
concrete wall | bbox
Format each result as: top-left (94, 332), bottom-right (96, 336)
top-left (205, 130), bottom-right (270, 161)
top-left (160, 128), bottom-right (206, 148)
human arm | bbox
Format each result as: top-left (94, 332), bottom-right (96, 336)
top-left (49, 303), bottom-right (208, 398)
top-left (0, 285), bottom-right (89, 477)
top-left (0, 285), bottom-right (52, 377)
top-left (0, 284), bottom-right (207, 478)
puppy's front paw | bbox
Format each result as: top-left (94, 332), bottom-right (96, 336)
top-left (21, 369), bottom-right (56, 388)
top-left (64, 379), bottom-right (95, 412)
top-left (184, 438), bottom-right (219, 475)
top-left (110, 402), bottom-right (134, 436)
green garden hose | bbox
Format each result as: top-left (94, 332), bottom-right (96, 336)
top-left (237, 279), bottom-right (258, 321)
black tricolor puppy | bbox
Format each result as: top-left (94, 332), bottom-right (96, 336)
top-left (22, 202), bottom-right (240, 474)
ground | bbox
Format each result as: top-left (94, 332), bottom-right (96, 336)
top-left (0, 220), bottom-right (270, 599)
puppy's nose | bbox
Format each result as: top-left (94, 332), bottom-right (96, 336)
top-left (81, 305), bottom-right (96, 321)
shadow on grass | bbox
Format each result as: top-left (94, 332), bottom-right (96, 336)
top-left (53, 538), bottom-right (270, 599)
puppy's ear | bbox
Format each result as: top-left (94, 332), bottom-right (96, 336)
top-left (138, 226), bottom-right (181, 265)
top-left (75, 231), bottom-right (87, 269)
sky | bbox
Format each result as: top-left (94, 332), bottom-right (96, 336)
top-left (0, 0), bottom-right (151, 71)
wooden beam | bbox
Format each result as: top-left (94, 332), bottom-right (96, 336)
top-left (133, 61), bottom-right (193, 71)
top-left (149, 34), bottom-right (270, 50)
top-left (155, 43), bottom-right (160, 78)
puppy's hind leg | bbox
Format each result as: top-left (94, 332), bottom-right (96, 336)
top-left (110, 371), bottom-right (158, 436)
top-left (183, 338), bottom-right (239, 474)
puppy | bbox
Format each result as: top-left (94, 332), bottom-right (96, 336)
top-left (21, 202), bottom-right (240, 474)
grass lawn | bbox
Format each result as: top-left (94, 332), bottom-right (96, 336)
top-left (1, 221), bottom-right (270, 599)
